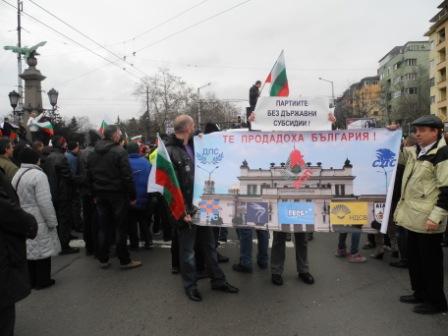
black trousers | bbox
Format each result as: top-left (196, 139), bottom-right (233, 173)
top-left (71, 189), bottom-right (83, 232)
top-left (55, 200), bottom-right (74, 250)
top-left (128, 207), bottom-right (152, 247)
top-left (171, 227), bottom-right (205, 271)
top-left (28, 257), bottom-right (51, 288)
top-left (177, 224), bottom-right (226, 289)
top-left (0, 304), bottom-right (15, 336)
top-left (82, 194), bottom-right (98, 255)
top-left (407, 230), bottom-right (447, 309)
top-left (171, 227), bottom-right (179, 268)
top-left (397, 226), bottom-right (408, 261)
top-left (96, 194), bottom-right (131, 265)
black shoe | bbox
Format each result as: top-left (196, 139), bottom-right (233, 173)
top-left (171, 267), bottom-right (179, 274)
top-left (217, 253), bottom-right (229, 263)
top-left (69, 234), bottom-right (78, 241)
top-left (390, 260), bottom-right (408, 268)
top-left (271, 274), bottom-right (283, 286)
top-left (185, 287), bottom-right (202, 302)
top-left (413, 303), bottom-right (447, 315)
top-left (144, 242), bottom-right (153, 250)
top-left (299, 272), bottom-right (315, 285)
top-left (212, 282), bottom-right (239, 293)
top-left (34, 279), bottom-right (55, 290)
top-left (391, 250), bottom-right (399, 258)
top-left (129, 245), bottom-right (139, 251)
top-left (399, 294), bottom-right (424, 304)
top-left (60, 247), bottom-right (80, 255)
top-left (232, 263), bottom-right (252, 273)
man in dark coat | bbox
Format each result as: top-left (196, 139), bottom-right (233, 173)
top-left (42, 135), bottom-right (79, 255)
top-left (166, 115), bottom-right (238, 302)
top-left (249, 80), bottom-right (262, 111)
top-left (78, 130), bottom-right (101, 256)
top-left (0, 168), bottom-right (38, 336)
top-left (87, 125), bottom-right (141, 270)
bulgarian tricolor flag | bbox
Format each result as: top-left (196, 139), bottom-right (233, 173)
top-left (147, 135), bottom-right (186, 220)
top-left (263, 50), bottom-right (289, 97)
top-left (99, 120), bottom-right (108, 135)
top-left (35, 120), bottom-right (54, 136)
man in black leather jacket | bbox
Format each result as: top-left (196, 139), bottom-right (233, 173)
top-left (166, 115), bottom-right (238, 302)
top-left (87, 125), bottom-right (141, 270)
top-left (42, 135), bottom-right (79, 255)
top-left (0, 168), bottom-right (38, 336)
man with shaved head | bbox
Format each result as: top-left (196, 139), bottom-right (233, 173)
top-left (165, 114), bottom-right (238, 302)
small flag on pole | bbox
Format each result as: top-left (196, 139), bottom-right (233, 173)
top-left (99, 120), bottom-right (108, 135)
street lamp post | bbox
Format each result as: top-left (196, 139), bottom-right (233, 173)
top-left (8, 90), bottom-right (20, 123)
top-left (318, 77), bottom-right (335, 107)
top-left (197, 82), bottom-right (211, 128)
top-left (47, 88), bottom-right (59, 112)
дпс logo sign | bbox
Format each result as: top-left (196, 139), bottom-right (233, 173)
top-left (196, 148), bottom-right (224, 165)
top-left (372, 149), bottom-right (396, 168)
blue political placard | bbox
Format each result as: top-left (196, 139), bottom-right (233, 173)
top-left (278, 202), bottom-right (315, 225)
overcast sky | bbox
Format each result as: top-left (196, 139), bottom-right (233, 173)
top-left (0, 0), bottom-right (441, 126)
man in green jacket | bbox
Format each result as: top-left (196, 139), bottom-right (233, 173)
top-left (0, 139), bottom-right (18, 182)
top-left (394, 115), bottom-right (448, 314)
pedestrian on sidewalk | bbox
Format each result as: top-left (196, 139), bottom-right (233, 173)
top-left (393, 115), bottom-right (448, 315)
top-left (0, 168), bottom-right (38, 336)
top-left (87, 125), bottom-right (141, 270)
top-left (12, 147), bottom-right (61, 290)
top-left (42, 135), bottom-right (79, 255)
top-left (166, 115), bottom-right (238, 301)
top-left (127, 142), bottom-right (153, 250)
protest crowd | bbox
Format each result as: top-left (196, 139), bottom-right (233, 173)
top-left (1, 80), bottom-right (448, 336)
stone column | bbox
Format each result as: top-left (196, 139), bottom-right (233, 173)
top-left (20, 56), bottom-right (46, 119)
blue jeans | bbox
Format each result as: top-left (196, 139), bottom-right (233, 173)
top-left (338, 232), bottom-right (361, 255)
top-left (236, 228), bottom-right (269, 268)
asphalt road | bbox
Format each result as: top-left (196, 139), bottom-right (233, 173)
top-left (15, 233), bottom-right (448, 336)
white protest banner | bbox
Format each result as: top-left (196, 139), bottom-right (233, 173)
top-left (251, 96), bottom-right (331, 132)
top-left (193, 129), bottom-right (402, 233)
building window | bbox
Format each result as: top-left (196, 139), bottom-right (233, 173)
top-left (247, 185), bottom-right (257, 195)
top-left (430, 77), bottom-right (435, 87)
top-left (392, 91), bottom-right (401, 99)
top-left (431, 96), bottom-right (436, 104)
top-left (407, 87), bottom-right (418, 95)
top-left (407, 73), bottom-right (417, 81)
top-left (335, 185), bottom-right (340, 196)
top-left (406, 59), bottom-right (417, 66)
top-left (393, 62), bottom-right (401, 70)
top-left (341, 184), bottom-right (345, 196)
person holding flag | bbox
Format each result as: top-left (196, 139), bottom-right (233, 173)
top-left (148, 115), bottom-right (238, 302)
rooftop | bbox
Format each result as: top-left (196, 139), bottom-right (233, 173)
top-left (427, 1), bottom-right (448, 35)
top-left (378, 41), bottom-right (430, 63)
